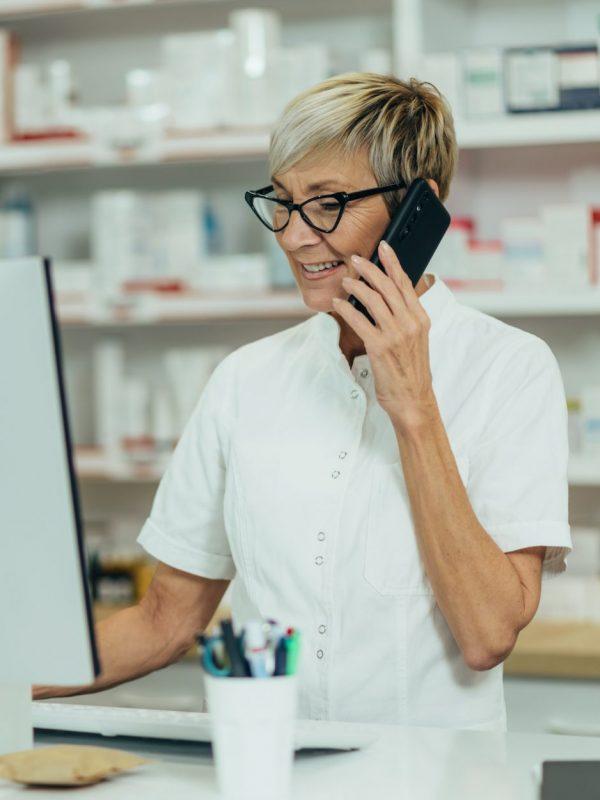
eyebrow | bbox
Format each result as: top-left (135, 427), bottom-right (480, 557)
top-left (271, 177), bottom-right (350, 194)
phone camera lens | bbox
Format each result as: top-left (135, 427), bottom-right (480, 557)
top-left (416, 205), bottom-right (421, 212)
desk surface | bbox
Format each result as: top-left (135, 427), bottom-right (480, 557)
top-left (1, 725), bottom-right (599, 799)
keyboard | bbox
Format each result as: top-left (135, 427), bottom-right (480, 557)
top-left (32, 702), bottom-right (378, 752)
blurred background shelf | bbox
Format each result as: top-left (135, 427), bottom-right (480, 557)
top-left (0, 129), bottom-right (272, 174)
top-left (2, 111), bottom-right (600, 174)
top-left (55, 284), bottom-right (600, 329)
top-left (505, 621), bottom-right (600, 679)
top-left (75, 447), bottom-right (600, 485)
top-left (58, 289), bottom-right (309, 326)
top-left (456, 110), bottom-right (600, 149)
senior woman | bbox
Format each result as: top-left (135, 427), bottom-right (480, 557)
top-left (37, 73), bottom-right (571, 731)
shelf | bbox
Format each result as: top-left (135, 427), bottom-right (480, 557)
top-left (58, 289), bottom-right (308, 326)
top-left (75, 447), bottom-right (168, 482)
top-left (453, 287), bottom-right (600, 317)
top-left (0, 129), bottom-right (271, 175)
top-left (0, 0), bottom-right (214, 19)
top-left (456, 110), bottom-right (600, 149)
top-left (504, 621), bottom-right (600, 679)
top-left (56, 285), bottom-right (600, 329)
top-left (75, 448), bottom-right (600, 486)
top-left (2, 109), bottom-right (599, 175)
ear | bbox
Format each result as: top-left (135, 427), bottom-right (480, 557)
top-left (426, 178), bottom-right (440, 198)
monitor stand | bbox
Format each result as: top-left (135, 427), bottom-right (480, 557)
top-left (0, 684), bottom-right (33, 753)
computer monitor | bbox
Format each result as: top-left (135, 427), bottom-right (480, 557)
top-left (0, 257), bottom-right (99, 753)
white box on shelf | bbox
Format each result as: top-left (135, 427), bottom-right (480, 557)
top-left (94, 339), bottom-right (125, 464)
top-left (581, 385), bottom-right (600, 455)
top-left (419, 52), bottom-right (462, 119)
top-left (500, 217), bottom-right (545, 289)
top-left (541, 203), bottom-right (600, 288)
top-left (462, 48), bottom-right (504, 118)
top-left (505, 48), bottom-right (559, 112)
top-left (196, 253), bottom-right (270, 293)
top-left (161, 30), bottom-right (236, 131)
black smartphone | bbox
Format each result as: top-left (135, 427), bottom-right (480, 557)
top-left (347, 177), bottom-right (451, 325)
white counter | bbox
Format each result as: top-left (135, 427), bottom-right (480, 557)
top-left (1, 724), bottom-right (599, 799)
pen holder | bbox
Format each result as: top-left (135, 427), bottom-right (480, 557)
top-left (204, 673), bottom-right (298, 800)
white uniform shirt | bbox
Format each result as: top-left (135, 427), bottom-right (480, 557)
top-left (138, 272), bottom-right (572, 731)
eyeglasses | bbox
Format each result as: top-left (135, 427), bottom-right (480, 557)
top-left (244, 182), bottom-right (407, 234)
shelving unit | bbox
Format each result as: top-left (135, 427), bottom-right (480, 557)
top-left (1, 110), bottom-right (599, 175)
top-left (56, 284), bottom-right (600, 328)
top-left (74, 446), bottom-right (600, 486)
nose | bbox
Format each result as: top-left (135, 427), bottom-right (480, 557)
top-left (278, 208), bottom-right (323, 252)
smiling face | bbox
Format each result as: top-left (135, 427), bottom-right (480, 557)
top-left (272, 148), bottom-right (432, 358)
top-left (273, 147), bottom-right (392, 312)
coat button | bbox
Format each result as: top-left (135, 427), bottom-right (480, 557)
top-left (316, 649), bottom-right (324, 659)
top-left (360, 368), bottom-right (369, 378)
top-left (338, 450), bottom-right (347, 459)
top-left (351, 389), bottom-right (359, 399)
top-left (331, 470), bottom-right (340, 479)
top-left (317, 531), bottom-right (326, 542)
top-left (314, 555), bottom-right (324, 566)
top-left (318, 624), bottom-right (327, 634)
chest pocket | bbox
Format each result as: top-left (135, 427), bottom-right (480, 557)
top-left (363, 454), bottom-right (470, 596)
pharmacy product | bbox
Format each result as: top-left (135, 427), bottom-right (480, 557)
top-left (566, 397), bottom-right (582, 454)
top-left (429, 217), bottom-right (474, 283)
top-left (505, 47), bottom-right (559, 112)
top-left (462, 49), bottom-right (504, 117)
top-left (420, 52), bottom-right (462, 118)
top-left (93, 339), bottom-right (125, 463)
top-left (229, 9), bottom-right (281, 126)
top-left (541, 204), bottom-right (600, 288)
top-left (581, 385), bottom-right (600, 454)
top-left (161, 31), bottom-right (235, 130)
top-left (500, 217), bottom-right (545, 288)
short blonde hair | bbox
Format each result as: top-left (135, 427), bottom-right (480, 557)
top-left (269, 72), bottom-right (457, 209)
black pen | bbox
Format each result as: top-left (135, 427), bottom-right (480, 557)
top-left (220, 619), bottom-right (249, 677)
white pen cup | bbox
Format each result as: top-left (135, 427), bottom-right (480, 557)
top-left (204, 673), bottom-right (298, 800)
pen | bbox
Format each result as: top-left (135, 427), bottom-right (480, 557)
top-left (284, 629), bottom-right (300, 675)
top-left (220, 619), bottom-right (250, 677)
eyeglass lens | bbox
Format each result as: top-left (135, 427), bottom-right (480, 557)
top-left (253, 193), bottom-right (343, 232)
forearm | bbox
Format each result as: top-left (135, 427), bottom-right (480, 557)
top-left (392, 399), bottom-right (527, 669)
top-left (33, 602), bottom-right (186, 700)
top-left (33, 569), bottom-right (229, 700)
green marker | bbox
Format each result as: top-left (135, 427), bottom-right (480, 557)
top-left (284, 631), bottom-right (300, 675)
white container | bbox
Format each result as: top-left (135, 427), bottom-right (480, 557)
top-left (462, 48), bottom-right (504, 117)
top-left (204, 673), bottom-right (297, 800)
top-left (581, 385), bottom-right (600, 454)
top-left (161, 30), bottom-right (235, 130)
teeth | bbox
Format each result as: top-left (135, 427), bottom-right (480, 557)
top-left (303, 261), bottom-right (341, 272)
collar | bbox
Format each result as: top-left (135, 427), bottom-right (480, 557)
top-left (309, 272), bottom-right (456, 367)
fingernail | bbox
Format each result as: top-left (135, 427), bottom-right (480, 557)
top-left (332, 297), bottom-right (340, 303)
top-left (350, 254), bottom-right (361, 265)
top-left (380, 240), bottom-right (390, 250)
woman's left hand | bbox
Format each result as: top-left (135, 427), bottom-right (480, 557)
top-left (333, 239), bottom-right (437, 432)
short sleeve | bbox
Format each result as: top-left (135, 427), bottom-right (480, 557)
top-left (467, 338), bottom-right (572, 577)
top-left (137, 354), bottom-right (236, 580)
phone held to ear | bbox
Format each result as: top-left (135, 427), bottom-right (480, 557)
top-left (347, 177), bottom-right (451, 325)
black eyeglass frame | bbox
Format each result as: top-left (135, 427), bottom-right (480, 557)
top-left (244, 182), bottom-right (407, 233)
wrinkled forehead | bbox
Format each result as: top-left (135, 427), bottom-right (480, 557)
top-left (271, 143), bottom-right (375, 195)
